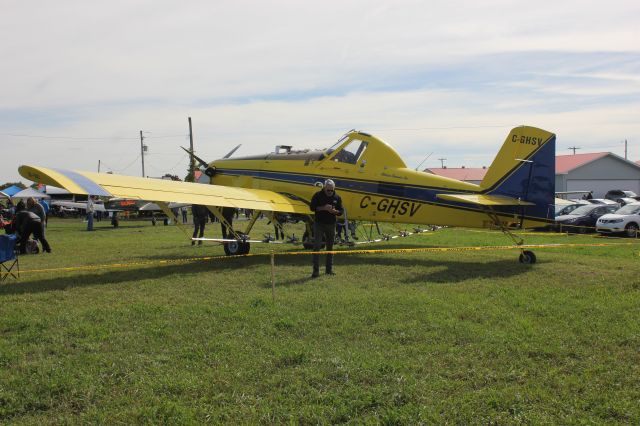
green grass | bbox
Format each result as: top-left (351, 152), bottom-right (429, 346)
top-left (1, 217), bottom-right (639, 424)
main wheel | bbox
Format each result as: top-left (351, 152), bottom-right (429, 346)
top-left (519, 250), bottom-right (536, 264)
top-left (224, 233), bottom-right (250, 255)
top-left (625, 223), bottom-right (639, 238)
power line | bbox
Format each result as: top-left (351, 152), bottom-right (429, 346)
top-left (118, 155), bottom-right (141, 173)
top-left (0, 132), bottom-right (138, 141)
top-left (145, 134), bottom-right (189, 139)
top-left (0, 132), bottom-right (188, 141)
top-left (376, 124), bottom-right (516, 131)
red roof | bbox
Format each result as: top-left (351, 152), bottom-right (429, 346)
top-left (556, 152), bottom-right (609, 174)
top-left (426, 153), bottom-right (635, 180)
top-left (425, 167), bottom-right (487, 181)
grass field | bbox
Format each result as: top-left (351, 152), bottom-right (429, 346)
top-left (1, 217), bottom-right (639, 424)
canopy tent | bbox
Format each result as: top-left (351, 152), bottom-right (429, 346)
top-left (0, 185), bottom-right (23, 198)
top-left (11, 187), bottom-right (51, 199)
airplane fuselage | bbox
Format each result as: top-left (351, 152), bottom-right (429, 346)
top-left (209, 131), bottom-right (553, 229)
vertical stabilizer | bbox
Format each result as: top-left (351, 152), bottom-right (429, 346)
top-left (480, 126), bottom-right (556, 222)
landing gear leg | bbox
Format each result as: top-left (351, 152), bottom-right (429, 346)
top-left (485, 208), bottom-right (536, 264)
top-left (207, 206), bottom-right (251, 255)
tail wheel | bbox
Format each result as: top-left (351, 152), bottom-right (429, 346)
top-left (519, 250), bottom-right (536, 264)
top-left (625, 223), bottom-right (639, 238)
top-left (224, 232), bottom-right (250, 256)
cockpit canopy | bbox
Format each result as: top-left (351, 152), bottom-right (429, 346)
top-left (325, 131), bottom-right (406, 169)
top-left (218, 130), bottom-right (406, 169)
top-left (326, 136), bottom-right (368, 165)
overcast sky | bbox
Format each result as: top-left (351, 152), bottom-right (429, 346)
top-left (2, 0), bottom-right (639, 185)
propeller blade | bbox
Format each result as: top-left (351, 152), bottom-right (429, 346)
top-left (223, 144), bottom-right (242, 159)
top-left (180, 146), bottom-right (210, 168)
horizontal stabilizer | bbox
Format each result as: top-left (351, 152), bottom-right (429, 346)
top-left (436, 193), bottom-right (534, 206)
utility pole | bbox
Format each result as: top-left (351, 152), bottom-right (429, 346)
top-left (98, 160), bottom-right (101, 173)
top-left (624, 139), bottom-right (628, 160)
top-left (140, 130), bottom-right (146, 177)
top-left (438, 158), bottom-right (447, 168)
top-left (568, 146), bottom-right (580, 155)
top-left (188, 117), bottom-right (195, 182)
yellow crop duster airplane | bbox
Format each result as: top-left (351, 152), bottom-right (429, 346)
top-left (19, 125), bottom-right (555, 263)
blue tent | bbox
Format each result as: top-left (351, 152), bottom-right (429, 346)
top-left (0, 185), bottom-right (23, 197)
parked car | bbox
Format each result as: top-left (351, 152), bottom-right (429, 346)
top-left (555, 204), bottom-right (619, 233)
top-left (604, 189), bottom-right (637, 201)
top-left (615, 197), bottom-right (639, 206)
top-left (586, 198), bottom-right (619, 205)
top-left (596, 203), bottom-right (640, 237)
top-left (555, 202), bottom-right (589, 217)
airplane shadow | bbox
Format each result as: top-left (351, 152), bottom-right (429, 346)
top-left (1, 248), bottom-right (531, 296)
top-left (263, 252), bottom-right (532, 287)
top-left (0, 255), bottom-right (267, 297)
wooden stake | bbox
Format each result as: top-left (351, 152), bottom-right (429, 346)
top-left (270, 252), bottom-right (275, 301)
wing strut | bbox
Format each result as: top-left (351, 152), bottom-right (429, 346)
top-left (156, 202), bottom-right (193, 240)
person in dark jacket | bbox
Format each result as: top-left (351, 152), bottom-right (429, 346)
top-left (14, 201), bottom-right (51, 254)
top-left (309, 179), bottom-right (343, 278)
top-left (27, 197), bottom-right (47, 236)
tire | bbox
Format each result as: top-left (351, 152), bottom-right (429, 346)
top-left (519, 250), bottom-right (536, 264)
top-left (625, 223), bottom-right (639, 238)
top-left (224, 232), bottom-right (250, 256)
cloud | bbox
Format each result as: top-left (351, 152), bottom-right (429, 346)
top-left (1, 0), bottom-right (639, 183)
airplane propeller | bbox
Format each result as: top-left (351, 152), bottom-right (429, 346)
top-left (180, 146), bottom-right (217, 177)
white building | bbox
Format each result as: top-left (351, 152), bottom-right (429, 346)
top-left (555, 152), bottom-right (640, 198)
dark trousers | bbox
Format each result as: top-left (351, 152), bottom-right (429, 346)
top-left (221, 207), bottom-right (235, 239)
top-left (274, 224), bottom-right (284, 240)
top-left (20, 221), bottom-right (51, 254)
top-left (313, 222), bottom-right (335, 273)
top-left (192, 217), bottom-right (206, 239)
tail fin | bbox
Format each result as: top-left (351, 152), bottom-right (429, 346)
top-left (480, 126), bottom-right (556, 222)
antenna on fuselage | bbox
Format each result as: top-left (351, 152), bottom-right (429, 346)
top-left (414, 152), bottom-right (433, 171)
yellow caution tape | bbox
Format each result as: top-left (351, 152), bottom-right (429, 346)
top-left (18, 241), bottom-right (638, 275)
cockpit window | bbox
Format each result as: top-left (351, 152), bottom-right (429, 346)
top-left (332, 139), bottom-right (368, 165)
top-left (325, 134), bottom-right (350, 156)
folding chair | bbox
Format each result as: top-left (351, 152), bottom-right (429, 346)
top-left (0, 234), bottom-right (19, 282)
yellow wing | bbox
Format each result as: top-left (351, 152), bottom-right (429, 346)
top-left (436, 193), bottom-right (534, 206)
top-left (18, 165), bottom-right (310, 214)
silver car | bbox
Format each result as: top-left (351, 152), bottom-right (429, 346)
top-left (596, 203), bottom-right (640, 237)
